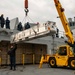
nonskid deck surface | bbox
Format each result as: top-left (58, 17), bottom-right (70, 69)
top-left (0, 64), bottom-right (74, 75)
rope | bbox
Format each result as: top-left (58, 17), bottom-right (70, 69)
top-left (21, 13), bottom-right (35, 24)
top-left (27, 16), bottom-right (35, 23)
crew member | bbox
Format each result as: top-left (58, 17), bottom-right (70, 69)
top-left (1, 14), bottom-right (5, 28)
top-left (5, 17), bottom-right (10, 29)
top-left (24, 22), bottom-right (30, 30)
top-left (8, 44), bottom-right (17, 71)
top-left (17, 22), bottom-right (23, 31)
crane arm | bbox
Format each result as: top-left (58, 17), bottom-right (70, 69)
top-left (54, 0), bottom-right (74, 44)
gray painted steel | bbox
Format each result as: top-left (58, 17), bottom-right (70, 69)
top-left (0, 27), bottom-right (65, 54)
top-left (0, 18), bottom-right (66, 54)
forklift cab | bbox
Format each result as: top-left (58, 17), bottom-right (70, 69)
top-left (58, 47), bottom-right (67, 56)
top-left (55, 46), bottom-right (68, 66)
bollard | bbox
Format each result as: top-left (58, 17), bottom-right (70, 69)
top-left (22, 54), bottom-right (25, 66)
top-left (0, 57), bottom-right (2, 67)
top-left (33, 54), bottom-right (35, 64)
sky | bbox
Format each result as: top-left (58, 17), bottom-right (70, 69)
top-left (0, 0), bottom-right (75, 33)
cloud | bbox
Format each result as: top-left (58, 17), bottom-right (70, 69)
top-left (0, 0), bottom-right (75, 32)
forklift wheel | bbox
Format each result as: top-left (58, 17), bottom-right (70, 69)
top-left (69, 58), bottom-right (75, 69)
top-left (49, 58), bottom-right (56, 68)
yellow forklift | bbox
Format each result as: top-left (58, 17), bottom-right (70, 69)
top-left (39, 0), bottom-right (75, 69)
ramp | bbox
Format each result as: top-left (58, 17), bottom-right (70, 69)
top-left (11, 21), bottom-right (56, 43)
